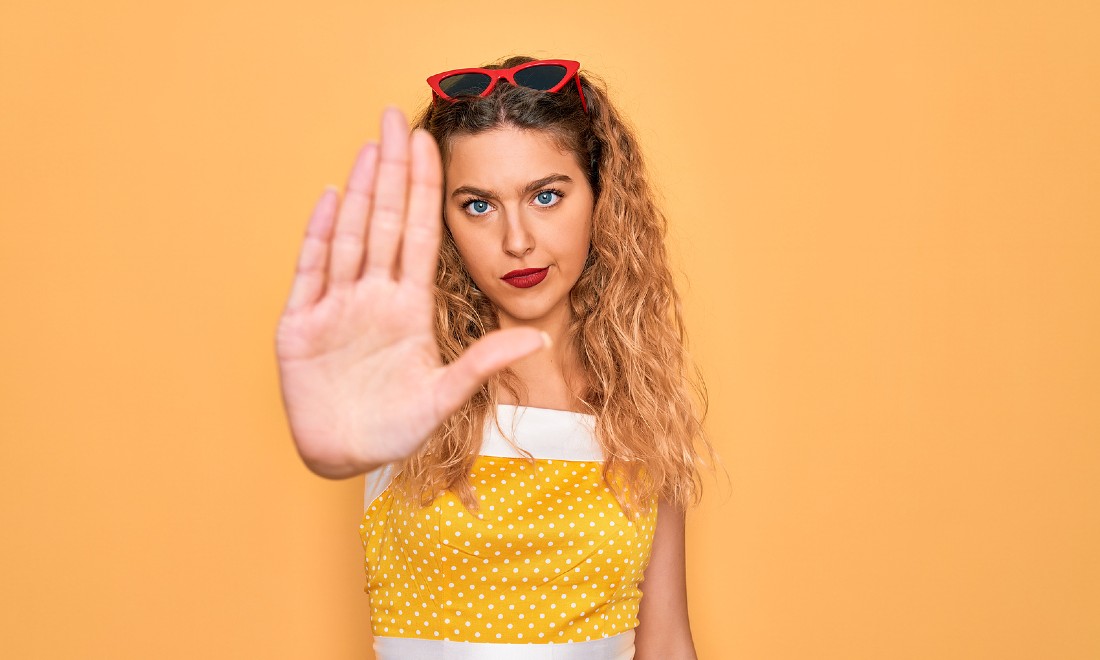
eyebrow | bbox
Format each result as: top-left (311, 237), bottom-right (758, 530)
top-left (449, 173), bottom-right (574, 200)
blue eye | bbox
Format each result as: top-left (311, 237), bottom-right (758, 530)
top-left (458, 188), bottom-right (565, 217)
top-left (534, 189), bottom-right (564, 207)
top-left (460, 199), bottom-right (492, 216)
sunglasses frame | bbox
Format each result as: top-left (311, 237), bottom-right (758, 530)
top-left (426, 59), bottom-right (589, 114)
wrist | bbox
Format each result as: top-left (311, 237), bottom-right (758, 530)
top-left (297, 433), bottom-right (388, 480)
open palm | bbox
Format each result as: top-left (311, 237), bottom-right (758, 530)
top-left (274, 107), bottom-right (548, 479)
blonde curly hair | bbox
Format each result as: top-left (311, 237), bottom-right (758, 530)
top-left (388, 54), bottom-right (723, 521)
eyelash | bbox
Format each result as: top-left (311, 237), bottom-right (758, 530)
top-left (458, 188), bottom-right (566, 217)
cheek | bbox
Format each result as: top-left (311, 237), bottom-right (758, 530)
top-left (451, 235), bottom-right (496, 285)
top-left (571, 219), bottom-right (594, 262)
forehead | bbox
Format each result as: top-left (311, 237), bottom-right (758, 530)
top-left (445, 126), bottom-right (578, 186)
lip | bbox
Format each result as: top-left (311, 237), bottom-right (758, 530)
top-left (501, 266), bottom-right (550, 289)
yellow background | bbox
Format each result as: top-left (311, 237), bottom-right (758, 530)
top-left (2, 0), bottom-right (1098, 658)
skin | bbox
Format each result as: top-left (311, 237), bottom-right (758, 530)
top-left (443, 124), bottom-right (698, 659)
top-left (276, 108), bottom-right (550, 480)
top-left (443, 125), bottom-right (594, 414)
top-left (278, 105), bottom-right (694, 656)
top-left (635, 500), bottom-right (699, 659)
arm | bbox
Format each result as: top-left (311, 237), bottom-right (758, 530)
top-left (634, 498), bottom-right (698, 660)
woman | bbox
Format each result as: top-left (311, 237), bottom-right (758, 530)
top-left (276, 55), bottom-right (719, 659)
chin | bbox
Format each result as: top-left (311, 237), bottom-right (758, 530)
top-left (491, 295), bottom-right (565, 325)
top-left (496, 305), bottom-right (553, 325)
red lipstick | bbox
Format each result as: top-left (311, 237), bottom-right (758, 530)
top-left (501, 266), bottom-right (549, 288)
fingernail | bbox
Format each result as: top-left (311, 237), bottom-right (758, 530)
top-left (324, 183), bottom-right (339, 194)
top-left (540, 331), bottom-right (553, 349)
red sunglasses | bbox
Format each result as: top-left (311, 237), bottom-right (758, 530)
top-left (426, 59), bottom-right (589, 114)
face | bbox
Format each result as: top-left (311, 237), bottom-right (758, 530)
top-left (443, 124), bottom-right (595, 331)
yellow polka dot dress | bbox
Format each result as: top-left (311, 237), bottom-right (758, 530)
top-left (359, 404), bottom-right (658, 659)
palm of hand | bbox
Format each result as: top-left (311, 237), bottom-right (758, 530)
top-left (275, 107), bottom-right (547, 479)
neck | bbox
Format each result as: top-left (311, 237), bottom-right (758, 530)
top-left (492, 321), bottom-right (589, 414)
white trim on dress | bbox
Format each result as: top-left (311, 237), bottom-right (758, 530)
top-left (372, 628), bottom-right (635, 660)
top-left (362, 404), bottom-right (602, 511)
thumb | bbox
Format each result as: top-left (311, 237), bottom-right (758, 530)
top-left (434, 328), bottom-right (551, 415)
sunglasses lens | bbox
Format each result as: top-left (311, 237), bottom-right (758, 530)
top-left (513, 64), bottom-right (568, 91)
top-left (438, 72), bottom-right (493, 97)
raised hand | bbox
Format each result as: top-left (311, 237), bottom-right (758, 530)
top-left (275, 107), bottom-right (550, 479)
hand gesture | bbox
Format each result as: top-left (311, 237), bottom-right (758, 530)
top-left (275, 107), bottom-right (550, 479)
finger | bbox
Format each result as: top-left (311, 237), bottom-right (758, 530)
top-left (364, 106), bottom-right (411, 280)
top-left (433, 329), bottom-right (552, 416)
top-left (286, 185), bottom-right (339, 312)
top-left (328, 141), bottom-right (379, 286)
top-left (399, 128), bottom-right (443, 287)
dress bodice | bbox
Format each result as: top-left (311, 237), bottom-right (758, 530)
top-left (358, 404), bottom-right (658, 659)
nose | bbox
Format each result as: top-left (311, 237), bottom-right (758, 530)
top-left (502, 208), bottom-right (535, 258)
